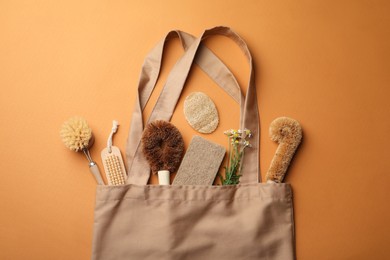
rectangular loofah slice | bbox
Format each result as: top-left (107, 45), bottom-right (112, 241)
top-left (172, 136), bottom-right (226, 186)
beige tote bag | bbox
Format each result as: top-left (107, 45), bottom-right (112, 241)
top-left (92, 26), bottom-right (295, 260)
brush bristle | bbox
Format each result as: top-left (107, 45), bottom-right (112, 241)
top-left (60, 116), bottom-right (92, 152)
top-left (141, 120), bottom-right (184, 174)
top-left (269, 117), bottom-right (302, 144)
top-left (266, 117), bottom-right (302, 183)
top-left (105, 154), bottom-right (126, 185)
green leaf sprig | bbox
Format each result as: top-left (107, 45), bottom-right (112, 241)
top-left (220, 129), bottom-right (252, 185)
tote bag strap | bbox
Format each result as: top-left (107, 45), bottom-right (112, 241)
top-left (126, 30), bottom-right (244, 173)
top-left (127, 26), bottom-right (260, 185)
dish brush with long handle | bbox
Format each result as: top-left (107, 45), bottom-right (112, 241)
top-left (60, 116), bottom-right (105, 185)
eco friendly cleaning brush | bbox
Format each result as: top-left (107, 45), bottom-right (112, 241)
top-left (101, 120), bottom-right (127, 185)
top-left (60, 116), bottom-right (105, 185)
top-left (141, 120), bottom-right (185, 185)
top-left (266, 117), bottom-right (302, 183)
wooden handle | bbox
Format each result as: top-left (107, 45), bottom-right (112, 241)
top-left (158, 170), bottom-right (170, 185)
top-left (266, 117), bottom-right (302, 183)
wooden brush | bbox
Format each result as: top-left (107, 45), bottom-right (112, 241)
top-left (101, 120), bottom-right (127, 185)
top-left (60, 116), bottom-right (105, 185)
top-left (266, 117), bottom-right (302, 183)
top-left (141, 120), bottom-right (185, 185)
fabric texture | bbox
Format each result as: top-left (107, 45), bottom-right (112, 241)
top-left (91, 26), bottom-right (295, 260)
top-left (93, 183), bottom-right (294, 259)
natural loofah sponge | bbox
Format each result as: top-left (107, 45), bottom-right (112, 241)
top-left (141, 120), bottom-right (185, 174)
top-left (60, 116), bottom-right (92, 152)
top-left (266, 117), bottom-right (302, 183)
top-left (172, 136), bottom-right (226, 186)
top-left (183, 92), bottom-right (219, 134)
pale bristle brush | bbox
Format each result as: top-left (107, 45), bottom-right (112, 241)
top-left (101, 120), bottom-right (127, 185)
top-left (266, 117), bottom-right (303, 183)
top-left (60, 116), bottom-right (105, 185)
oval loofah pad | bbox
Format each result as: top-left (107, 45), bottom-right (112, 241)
top-left (183, 92), bottom-right (219, 134)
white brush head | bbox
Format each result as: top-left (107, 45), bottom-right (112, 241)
top-left (60, 116), bottom-right (92, 152)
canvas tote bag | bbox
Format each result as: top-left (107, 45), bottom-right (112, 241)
top-left (92, 26), bottom-right (295, 260)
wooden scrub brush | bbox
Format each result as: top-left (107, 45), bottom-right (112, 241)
top-left (101, 120), bottom-right (127, 185)
top-left (141, 120), bottom-right (185, 185)
top-left (60, 116), bottom-right (105, 185)
top-left (266, 117), bottom-right (303, 183)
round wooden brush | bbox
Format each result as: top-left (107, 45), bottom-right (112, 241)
top-left (266, 117), bottom-right (302, 183)
top-left (141, 120), bottom-right (184, 185)
top-left (60, 116), bottom-right (105, 185)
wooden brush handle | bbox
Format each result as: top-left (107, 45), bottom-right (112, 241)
top-left (89, 163), bottom-right (105, 185)
top-left (158, 170), bottom-right (170, 185)
top-left (266, 117), bottom-right (302, 183)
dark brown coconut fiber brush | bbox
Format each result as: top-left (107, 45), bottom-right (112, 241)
top-left (141, 120), bottom-right (185, 185)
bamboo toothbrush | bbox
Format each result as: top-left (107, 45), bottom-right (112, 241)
top-left (60, 116), bottom-right (105, 185)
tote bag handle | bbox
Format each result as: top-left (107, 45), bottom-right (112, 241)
top-left (126, 26), bottom-right (260, 185)
top-left (126, 30), bottom-right (244, 170)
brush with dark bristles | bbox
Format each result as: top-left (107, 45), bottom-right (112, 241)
top-left (141, 120), bottom-right (185, 185)
top-left (60, 116), bottom-right (105, 185)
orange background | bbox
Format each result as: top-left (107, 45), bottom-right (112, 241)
top-left (1, 1), bottom-right (390, 259)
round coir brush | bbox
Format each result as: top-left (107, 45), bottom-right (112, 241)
top-left (141, 120), bottom-right (185, 185)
